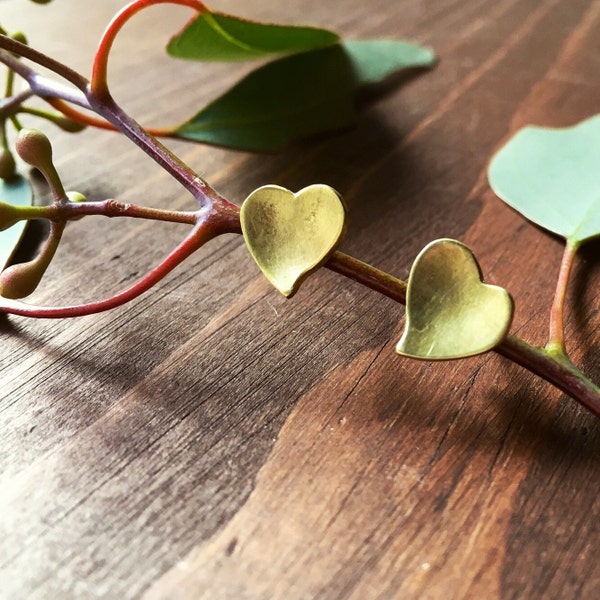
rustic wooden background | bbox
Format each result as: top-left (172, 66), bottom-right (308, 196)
top-left (1, 0), bottom-right (599, 598)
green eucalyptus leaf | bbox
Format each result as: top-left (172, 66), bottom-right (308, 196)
top-left (344, 40), bottom-right (435, 84)
top-left (167, 9), bottom-right (339, 62)
top-left (0, 174), bottom-right (32, 269)
top-left (174, 40), bottom-right (435, 151)
top-left (488, 114), bottom-right (600, 246)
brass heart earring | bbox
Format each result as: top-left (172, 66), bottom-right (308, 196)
top-left (396, 239), bottom-right (514, 360)
top-left (241, 184), bottom-right (347, 297)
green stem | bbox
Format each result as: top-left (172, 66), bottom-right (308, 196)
top-left (498, 335), bottom-right (600, 417)
top-left (546, 240), bottom-right (579, 356)
top-left (4, 49), bottom-right (14, 99)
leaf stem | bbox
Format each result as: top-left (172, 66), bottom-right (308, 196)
top-left (547, 239), bottom-right (579, 356)
top-left (91, 0), bottom-right (208, 98)
top-left (497, 335), bottom-right (600, 417)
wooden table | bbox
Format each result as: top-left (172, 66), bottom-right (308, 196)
top-left (1, 1), bottom-right (599, 598)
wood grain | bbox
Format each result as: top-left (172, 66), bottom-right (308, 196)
top-left (1, 1), bottom-right (599, 598)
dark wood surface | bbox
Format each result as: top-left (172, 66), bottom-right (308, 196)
top-left (1, 1), bottom-right (599, 598)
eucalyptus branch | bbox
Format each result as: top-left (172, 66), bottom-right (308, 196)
top-left (3, 191), bottom-right (599, 416)
top-left (1, 2), bottom-right (598, 424)
top-left (0, 34), bottom-right (89, 92)
top-left (4, 198), bottom-right (200, 225)
top-left (0, 89), bottom-right (34, 117)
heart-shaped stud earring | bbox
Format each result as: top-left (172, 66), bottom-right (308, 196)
top-left (396, 239), bottom-right (514, 360)
top-left (241, 184), bottom-right (347, 297)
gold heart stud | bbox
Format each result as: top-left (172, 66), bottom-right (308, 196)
top-left (241, 184), bottom-right (347, 297)
top-left (396, 239), bottom-right (514, 360)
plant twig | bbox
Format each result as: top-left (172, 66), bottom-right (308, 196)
top-left (497, 335), bottom-right (600, 417)
top-left (0, 89), bottom-right (34, 118)
top-left (327, 252), bottom-right (407, 302)
top-left (0, 213), bottom-right (226, 318)
top-left (326, 250), bottom-right (600, 417)
top-left (0, 35), bottom-right (89, 92)
top-left (547, 240), bottom-right (579, 356)
top-left (91, 0), bottom-right (208, 98)
top-left (0, 48), bottom-right (91, 110)
top-left (9, 199), bottom-right (200, 225)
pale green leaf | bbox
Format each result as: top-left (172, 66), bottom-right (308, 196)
top-left (344, 40), bottom-right (435, 84)
top-left (488, 114), bottom-right (600, 245)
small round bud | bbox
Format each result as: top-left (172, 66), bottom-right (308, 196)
top-left (15, 129), bottom-right (53, 170)
top-left (11, 31), bottom-right (28, 45)
top-left (29, 0), bottom-right (53, 5)
top-left (0, 261), bottom-right (42, 299)
top-left (67, 191), bottom-right (87, 203)
top-left (0, 222), bottom-right (62, 299)
top-left (0, 149), bottom-right (16, 181)
top-left (15, 129), bottom-right (66, 200)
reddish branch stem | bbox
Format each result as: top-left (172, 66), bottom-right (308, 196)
top-left (91, 0), bottom-right (208, 97)
top-left (86, 0), bottom-right (225, 209)
top-left (327, 252), bottom-right (407, 302)
top-left (0, 212), bottom-right (231, 318)
top-left (15, 200), bottom-right (200, 225)
top-left (497, 336), bottom-right (600, 417)
top-left (326, 252), bottom-right (600, 417)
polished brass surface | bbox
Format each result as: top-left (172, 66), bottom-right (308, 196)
top-left (396, 239), bottom-right (514, 360)
top-left (241, 184), bottom-right (347, 297)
